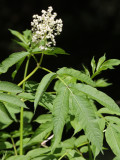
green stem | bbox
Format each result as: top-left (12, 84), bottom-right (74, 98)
top-left (58, 152), bottom-right (67, 160)
top-left (91, 71), bottom-right (99, 79)
top-left (41, 66), bottom-right (79, 97)
top-left (39, 66), bottom-right (52, 73)
top-left (74, 147), bottom-right (83, 157)
top-left (20, 56), bottom-right (30, 155)
top-left (18, 66), bottom-right (39, 87)
top-left (88, 143), bottom-right (93, 160)
top-left (11, 136), bottom-right (17, 155)
top-left (39, 53), bottom-right (44, 66)
top-left (20, 107), bottom-right (24, 155)
top-left (32, 54), bottom-right (38, 64)
top-left (23, 57), bottom-right (30, 90)
top-left (77, 141), bottom-right (89, 148)
top-left (19, 54), bottom-right (44, 155)
top-left (18, 53), bottom-right (44, 87)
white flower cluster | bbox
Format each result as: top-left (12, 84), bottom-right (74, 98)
top-left (31, 6), bottom-right (63, 50)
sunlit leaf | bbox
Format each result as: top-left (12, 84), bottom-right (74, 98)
top-left (0, 141), bottom-right (13, 150)
top-left (80, 146), bottom-right (88, 153)
top-left (61, 137), bottom-right (76, 149)
top-left (29, 121), bottom-right (53, 144)
top-left (26, 148), bottom-right (51, 159)
top-left (71, 94), bottom-right (103, 152)
top-left (25, 81), bottom-right (39, 93)
top-left (105, 116), bottom-right (120, 125)
top-left (34, 72), bottom-right (56, 111)
top-left (101, 59), bottom-right (120, 70)
top-left (75, 135), bottom-right (88, 148)
top-left (23, 29), bottom-right (32, 40)
top-left (12, 57), bottom-right (26, 80)
top-left (0, 93), bottom-right (27, 108)
top-left (6, 155), bottom-right (30, 160)
top-left (105, 123), bottom-right (120, 156)
top-left (71, 83), bottom-right (120, 113)
top-left (13, 40), bottom-right (29, 50)
top-left (44, 47), bottom-right (69, 55)
top-left (82, 65), bottom-right (90, 77)
top-left (91, 56), bottom-right (96, 74)
top-left (34, 114), bottom-right (52, 124)
top-left (0, 132), bottom-right (11, 140)
top-left (91, 145), bottom-right (101, 160)
top-left (52, 87), bottom-right (69, 151)
top-left (96, 54), bottom-right (106, 71)
top-left (95, 78), bottom-right (112, 87)
top-left (0, 102), bottom-right (13, 124)
top-left (67, 149), bottom-right (85, 160)
top-left (113, 156), bottom-right (120, 160)
top-left (40, 93), bottom-right (55, 111)
top-left (57, 67), bottom-right (95, 86)
top-left (9, 29), bottom-right (28, 45)
top-left (31, 155), bottom-right (57, 160)
top-left (98, 108), bottom-right (120, 116)
top-left (23, 111), bottom-right (33, 123)
top-left (0, 81), bottom-right (22, 93)
top-left (0, 51), bottom-right (29, 74)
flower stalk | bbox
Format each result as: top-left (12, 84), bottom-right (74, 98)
top-left (20, 56), bottom-right (30, 155)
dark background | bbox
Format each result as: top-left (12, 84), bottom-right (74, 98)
top-left (1, 0), bottom-right (120, 159)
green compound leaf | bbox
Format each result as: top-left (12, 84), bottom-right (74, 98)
top-left (82, 65), bottom-right (90, 77)
top-left (100, 59), bottom-right (120, 70)
top-left (98, 108), bottom-right (120, 116)
top-left (70, 116), bottom-right (83, 135)
top-left (30, 155), bottom-right (57, 160)
top-left (34, 114), bottom-right (52, 124)
top-left (105, 116), bottom-right (120, 125)
top-left (95, 78), bottom-right (112, 88)
top-left (44, 47), bottom-right (69, 55)
top-left (0, 132), bottom-right (11, 139)
top-left (96, 54), bottom-right (106, 71)
top-left (0, 81), bottom-right (22, 93)
top-left (75, 135), bottom-right (88, 148)
top-left (92, 58), bottom-right (120, 79)
top-left (0, 102), bottom-right (13, 125)
top-left (80, 146), bottom-right (88, 153)
top-left (12, 57), bottom-right (26, 80)
top-left (113, 156), bottom-right (120, 160)
top-left (105, 123), bottom-right (120, 156)
top-left (32, 47), bottom-right (69, 56)
top-left (0, 93), bottom-right (27, 108)
top-left (67, 149), bottom-right (86, 160)
top-left (70, 157), bottom-right (86, 160)
top-left (70, 83), bottom-right (120, 113)
top-left (26, 148), bottom-right (50, 159)
top-left (29, 121), bottom-right (53, 144)
top-left (57, 67), bottom-right (95, 86)
top-left (52, 87), bottom-right (69, 151)
top-left (60, 137), bottom-right (76, 149)
top-left (34, 72), bottom-right (56, 111)
top-left (6, 155), bottom-right (30, 160)
top-left (0, 141), bottom-right (13, 150)
top-left (91, 145), bottom-right (101, 160)
top-left (17, 92), bottom-right (35, 101)
top-left (4, 103), bottom-right (21, 121)
top-left (9, 29), bottom-right (29, 45)
top-left (71, 94), bottom-right (103, 152)
top-left (0, 51), bottom-right (29, 74)
top-left (25, 81), bottom-right (39, 93)
top-left (40, 93), bottom-right (56, 111)
top-left (14, 40), bottom-right (29, 50)
top-left (91, 56), bottom-right (96, 74)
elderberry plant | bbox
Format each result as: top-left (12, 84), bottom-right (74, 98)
top-left (0, 6), bottom-right (120, 160)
